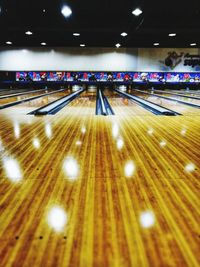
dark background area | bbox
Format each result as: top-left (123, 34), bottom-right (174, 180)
top-left (0, 0), bottom-right (200, 47)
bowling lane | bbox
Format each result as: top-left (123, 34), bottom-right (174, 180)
top-left (0, 88), bottom-right (56, 105)
top-left (103, 89), bottom-right (153, 116)
top-left (151, 90), bottom-right (200, 105)
top-left (152, 89), bottom-right (200, 99)
top-left (130, 90), bottom-right (200, 115)
top-left (58, 89), bottom-right (97, 116)
top-left (0, 89), bottom-right (73, 115)
top-left (0, 88), bottom-right (47, 96)
top-left (160, 90), bottom-right (200, 96)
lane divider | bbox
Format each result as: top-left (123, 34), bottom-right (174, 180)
top-left (133, 89), bottom-right (200, 109)
top-left (0, 88), bottom-right (66, 110)
top-left (28, 88), bottom-right (85, 115)
top-left (0, 88), bottom-right (50, 99)
top-left (152, 90), bottom-right (200, 100)
top-left (115, 88), bottom-right (181, 116)
top-left (96, 89), bottom-right (115, 116)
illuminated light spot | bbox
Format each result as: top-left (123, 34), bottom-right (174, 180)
top-left (63, 157), bottom-right (79, 180)
top-left (140, 211), bottom-right (155, 228)
top-left (159, 140), bottom-right (167, 147)
top-left (124, 161), bottom-right (136, 177)
top-left (73, 33), bottom-right (80, 36)
top-left (112, 123), bottom-right (119, 138)
top-left (61, 5), bottom-right (72, 18)
top-left (3, 157), bottom-right (22, 183)
top-left (132, 8), bottom-right (143, 16)
top-left (185, 163), bottom-right (196, 173)
top-left (117, 138), bottom-right (124, 150)
top-left (81, 126), bottom-right (86, 134)
top-left (33, 138), bottom-right (40, 149)
top-left (147, 128), bottom-right (154, 135)
top-left (168, 33), bottom-right (176, 37)
top-left (14, 122), bottom-right (20, 139)
top-left (25, 31), bottom-right (33, 35)
top-left (76, 140), bottom-right (82, 146)
top-left (47, 206), bottom-right (67, 232)
top-left (45, 123), bottom-right (52, 139)
top-left (181, 128), bottom-right (187, 135)
top-left (121, 32), bottom-right (128, 37)
top-left (115, 43), bottom-right (121, 48)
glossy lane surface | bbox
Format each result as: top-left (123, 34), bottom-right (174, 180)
top-left (129, 90), bottom-right (200, 115)
top-left (0, 88), bottom-right (200, 267)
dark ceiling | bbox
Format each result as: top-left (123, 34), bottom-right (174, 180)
top-left (0, 0), bottom-right (200, 48)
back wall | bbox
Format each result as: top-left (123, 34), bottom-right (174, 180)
top-left (0, 47), bottom-right (199, 72)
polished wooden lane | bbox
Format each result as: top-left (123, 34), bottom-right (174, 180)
top-left (0, 89), bottom-right (200, 267)
top-left (104, 89), bottom-right (151, 116)
top-left (129, 90), bottom-right (200, 115)
top-left (0, 88), bottom-right (60, 106)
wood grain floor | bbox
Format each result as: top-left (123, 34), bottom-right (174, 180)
top-left (0, 89), bottom-right (199, 267)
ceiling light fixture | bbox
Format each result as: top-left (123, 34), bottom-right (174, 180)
top-left (25, 31), bottom-right (33, 35)
top-left (153, 43), bottom-right (160, 46)
top-left (132, 8), bottom-right (143, 16)
top-left (41, 42), bottom-right (47, 46)
top-left (190, 43), bottom-right (197, 46)
top-left (168, 33), bottom-right (176, 37)
top-left (80, 44), bottom-right (85, 47)
top-left (121, 32), bottom-right (128, 37)
top-left (73, 33), bottom-right (80, 36)
top-left (61, 5), bottom-right (72, 18)
top-left (115, 43), bottom-right (121, 48)
top-left (6, 41), bottom-right (12, 45)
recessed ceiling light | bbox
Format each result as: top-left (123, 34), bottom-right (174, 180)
top-left (121, 32), bottom-right (128, 37)
top-left (115, 43), bottom-right (121, 48)
top-left (132, 8), bottom-right (142, 16)
top-left (43, 9), bottom-right (46, 13)
top-left (25, 31), bottom-right (33, 35)
top-left (153, 43), bottom-right (160, 46)
top-left (190, 43), bottom-right (197, 46)
top-left (73, 33), bottom-right (80, 36)
top-left (6, 41), bottom-right (12, 45)
top-left (41, 42), bottom-right (47, 46)
top-left (168, 33), bottom-right (176, 37)
top-left (61, 5), bottom-right (72, 18)
top-left (80, 44), bottom-right (85, 47)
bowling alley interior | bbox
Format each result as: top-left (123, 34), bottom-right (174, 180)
top-left (0, 1), bottom-right (200, 267)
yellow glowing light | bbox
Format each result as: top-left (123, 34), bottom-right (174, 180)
top-left (47, 206), bottom-right (68, 232)
top-left (76, 140), bottom-right (82, 146)
top-left (147, 128), bottom-right (154, 135)
top-left (45, 123), bottom-right (52, 139)
top-left (117, 138), bottom-right (124, 150)
top-left (185, 163), bottom-right (195, 173)
top-left (81, 126), bottom-right (86, 134)
top-left (33, 138), bottom-right (40, 149)
top-left (159, 140), bottom-right (167, 147)
top-left (139, 211), bottom-right (155, 228)
top-left (112, 123), bottom-right (119, 138)
top-left (3, 157), bottom-right (22, 183)
top-left (124, 161), bottom-right (136, 177)
top-left (14, 122), bottom-right (20, 139)
top-left (63, 157), bottom-right (79, 180)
